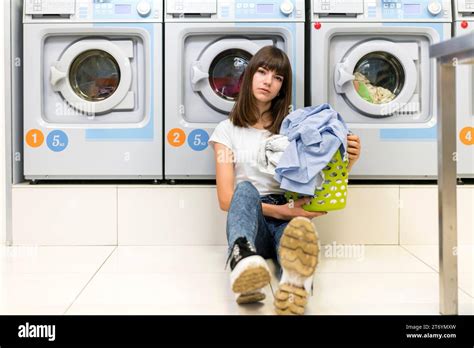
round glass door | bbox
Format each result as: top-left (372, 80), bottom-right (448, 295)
top-left (50, 39), bottom-right (134, 115)
top-left (352, 52), bottom-right (405, 105)
top-left (69, 50), bottom-right (121, 102)
top-left (334, 40), bottom-right (418, 117)
top-left (190, 38), bottom-right (263, 115)
top-left (209, 49), bottom-right (251, 101)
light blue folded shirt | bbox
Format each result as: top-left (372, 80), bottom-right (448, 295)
top-left (275, 104), bottom-right (349, 196)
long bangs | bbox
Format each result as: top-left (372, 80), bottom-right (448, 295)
top-left (256, 49), bottom-right (290, 79)
top-left (229, 46), bottom-right (293, 134)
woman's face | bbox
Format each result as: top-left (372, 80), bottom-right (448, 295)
top-left (252, 66), bottom-right (284, 104)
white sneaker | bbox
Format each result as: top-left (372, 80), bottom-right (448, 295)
top-left (274, 217), bottom-right (320, 315)
top-left (228, 237), bottom-right (271, 304)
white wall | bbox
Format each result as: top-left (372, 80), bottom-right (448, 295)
top-left (1, 0), bottom-right (6, 245)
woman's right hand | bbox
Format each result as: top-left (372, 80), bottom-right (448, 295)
top-left (273, 197), bottom-right (327, 220)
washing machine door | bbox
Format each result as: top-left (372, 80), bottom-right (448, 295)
top-left (50, 39), bottom-right (135, 115)
top-left (334, 40), bottom-right (418, 117)
top-left (190, 38), bottom-right (262, 114)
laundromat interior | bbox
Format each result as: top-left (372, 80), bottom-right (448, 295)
top-left (0, 0), bottom-right (473, 316)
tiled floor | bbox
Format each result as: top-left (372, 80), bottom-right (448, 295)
top-left (0, 245), bottom-right (472, 315)
top-left (402, 244), bottom-right (474, 297)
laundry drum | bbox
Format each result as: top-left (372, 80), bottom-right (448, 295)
top-left (209, 49), bottom-right (251, 101)
top-left (352, 51), bottom-right (405, 105)
top-left (69, 49), bottom-right (121, 102)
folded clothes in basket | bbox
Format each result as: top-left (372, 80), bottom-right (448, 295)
top-left (274, 104), bottom-right (349, 196)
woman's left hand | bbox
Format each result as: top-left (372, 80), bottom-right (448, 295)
top-left (347, 134), bottom-right (361, 169)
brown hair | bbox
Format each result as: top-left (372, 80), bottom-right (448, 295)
top-left (229, 46), bottom-right (292, 134)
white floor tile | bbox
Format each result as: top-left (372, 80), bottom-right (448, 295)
top-left (67, 273), bottom-right (276, 315)
top-left (0, 246), bottom-right (114, 314)
top-left (3, 245), bottom-right (471, 315)
top-left (67, 271), bottom-right (473, 315)
top-left (0, 246), bottom-right (115, 274)
top-left (98, 245), bottom-right (434, 275)
top-left (307, 273), bottom-right (474, 315)
top-left (402, 245), bottom-right (474, 297)
top-left (66, 302), bottom-right (277, 315)
top-left (0, 274), bottom-right (95, 315)
top-left (98, 246), bottom-right (228, 274)
top-left (318, 245), bottom-right (435, 273)
top-left (67, 246), bottom-right (472, 315)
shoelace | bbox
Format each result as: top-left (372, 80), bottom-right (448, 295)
top-left (224, 240), bottom-right (256, 270)
top-left (224, 244), bottom-right (239, 270)
top-left (246, 240), bottom-right (256, 253)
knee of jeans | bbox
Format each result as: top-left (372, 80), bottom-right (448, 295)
top-left (234, 181), bottom-right (260, 200)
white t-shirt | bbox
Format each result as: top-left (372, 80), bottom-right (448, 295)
top-left (209, 119), bottom-right (285, 196)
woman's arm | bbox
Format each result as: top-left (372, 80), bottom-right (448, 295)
top-left (347, 134), bottom-right (361, 172)
top-left (214, 143), bottom-right (235, 211)
top-left (214, 143), bottom-right (327, 219)
top-left (262, 199), bottom-right (327, 220)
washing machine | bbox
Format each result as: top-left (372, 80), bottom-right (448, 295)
top-left (164, 0), bottom-right (305, 179)
top-left (454, 0), bottom-right (474, 178)
top-left (23, 0), bottom-right (163, 180)
top-left (309, 0), bottom-right (452, 179)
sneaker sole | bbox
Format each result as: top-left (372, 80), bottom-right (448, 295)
top-left (274, 217), bottom-right (320, 315)
top-left (274, 284), bottom-right (308, 315)
top-left (232, 265), bottom-right (271, 293)
top-left (231, 256), bottom-right (271, 294)
top-left (236, 291), bottom-right (266, 305)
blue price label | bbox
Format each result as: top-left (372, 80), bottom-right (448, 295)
top-left (187, 129), bottom-right (209, 151)
top-left (47, 130), bottom-right (68, 152)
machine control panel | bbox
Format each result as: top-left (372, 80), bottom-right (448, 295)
top-left (458, 0), bottom-right (474, 12)
top-left (136, 0), bottom-right (152, 16)
top-left (380, 0), bottom-right (449, 19)
top-left (314, 0), bottom-right (364, 14)
top-left (427, 1), bottom-right (442, 15)
top-left (25, 0), bottom-right (76, 15)
top-left (92, 0), bottom-right (157, 18)
top-left (280, 1), bottom-right (294, 15)
top-left (234, 1), bottom-right (296, 16)
top-left (313, 0), bottom-right (451, 20)
top-left (24, 0), bottom-right (162, 21)
top-left (165, 0), bottom-right (304, 20)
top-left (166, 0), bottom-right (217, 14)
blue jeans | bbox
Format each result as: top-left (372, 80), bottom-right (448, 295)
top-left (226, 181), bottom-right (289, 275)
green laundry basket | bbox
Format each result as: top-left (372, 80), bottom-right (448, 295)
top-left (284, 150), bottom-right (349, 212)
